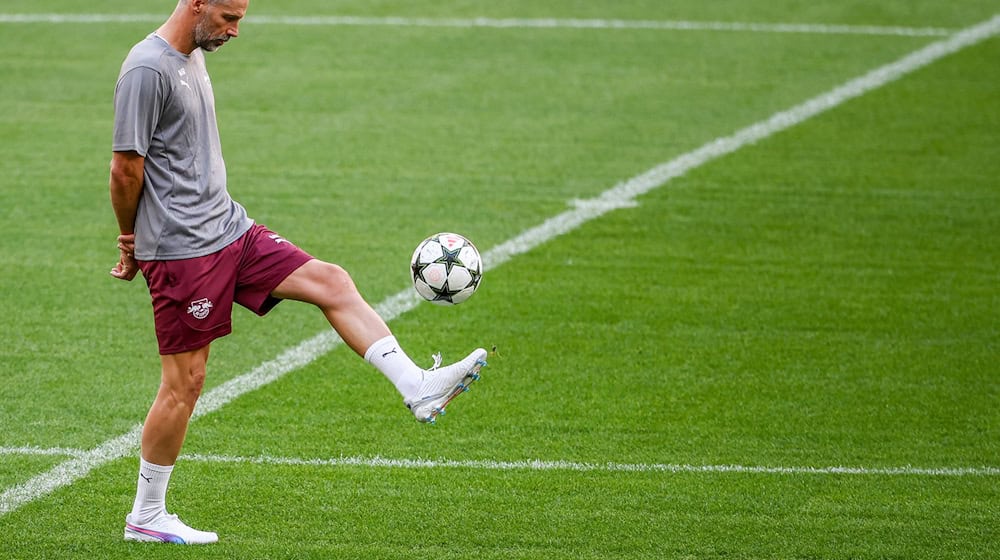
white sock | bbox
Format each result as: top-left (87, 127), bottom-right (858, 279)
top-left (364, 335), bottom-right (423, 400)
top-left (130, 458), bottom-right (173, 524)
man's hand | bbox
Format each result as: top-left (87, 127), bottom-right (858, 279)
top-left (110, 233), bottom-right (139, 281)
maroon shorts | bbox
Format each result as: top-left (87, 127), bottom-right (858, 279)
top-left (137, 224), bottom-right (314, 355)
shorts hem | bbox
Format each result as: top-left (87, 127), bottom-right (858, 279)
top-left (157, 325), bottom-right (232, 355)
top-left (240, 254), bottom-right (314, 316)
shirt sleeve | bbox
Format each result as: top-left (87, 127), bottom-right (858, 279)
top-left (112, 66), bottom-right (164, 156)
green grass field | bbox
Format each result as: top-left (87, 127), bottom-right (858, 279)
top-left (1, 1), bottom-right (998, 558)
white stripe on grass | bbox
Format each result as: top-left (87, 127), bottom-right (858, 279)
top-left (0, 13), bottom-right (953, 37)
top-left (2, 14), bottom-right (998, 518)
top-left (176, 454), bottom-right (1000, 478)
top-left (2, 447), bottom-right (996, 477)
top-left (0, 446), bottom-right (88, 459)
top-left (0, 427), bottom-right (143, 516)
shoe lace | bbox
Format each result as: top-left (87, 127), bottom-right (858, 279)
top-left (428, 352), bottom-right (443, 371)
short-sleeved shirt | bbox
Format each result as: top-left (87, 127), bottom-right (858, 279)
top-left (113, 33), bottom-right (253, 261)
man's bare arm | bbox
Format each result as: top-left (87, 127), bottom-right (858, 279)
top-left (109, 151), bottom-right (144, 281)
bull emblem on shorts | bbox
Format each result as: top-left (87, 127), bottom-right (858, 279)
top-left (187, 298), bottom-right (214, 320)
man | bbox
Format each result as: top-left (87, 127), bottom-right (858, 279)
top-left (109, 0), bottom-right (487, 545)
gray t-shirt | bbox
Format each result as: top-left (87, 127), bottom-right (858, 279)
top-left (113, 34), bottom-right (252, 260)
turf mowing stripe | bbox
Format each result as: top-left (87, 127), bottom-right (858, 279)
top-left (2, 14), bottom-right (998, 519)
top-left (0, 13), bottom-right (953, 36)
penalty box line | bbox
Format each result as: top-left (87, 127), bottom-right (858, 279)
top-left (2, 14), bottom-right (998, 518)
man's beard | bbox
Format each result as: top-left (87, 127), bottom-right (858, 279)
top-left (193, 17), bottom-right (230, 52)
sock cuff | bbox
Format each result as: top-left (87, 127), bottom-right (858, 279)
top-left (364, 335), bottom-right (398, 363)
top-left (140, 457), bottom-right (175, 474)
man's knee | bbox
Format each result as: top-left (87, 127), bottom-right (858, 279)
top-left (317, 261), bottom-right (352, 286)
top-left (311, 261), bottom-right (360, 304)
top-left (185, 365), bottom-right (207, 395)
top-left (159, 350), bottom-right (209, 408)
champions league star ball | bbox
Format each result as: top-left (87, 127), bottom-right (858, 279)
top-left (410, 232), bottom-right (483, 305)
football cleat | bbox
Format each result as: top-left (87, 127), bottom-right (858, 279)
top-left (124, 512), bottom-right (218, 545)
top-left (405, 348), bottom-right (487, 423)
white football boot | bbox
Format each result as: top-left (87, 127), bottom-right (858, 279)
top-left (405, 348), bottom-right (488, 423)
top-left (124, 512), bottom-right (218, 544)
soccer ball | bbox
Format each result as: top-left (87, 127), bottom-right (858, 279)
top-left (410, 232), bottom-right (483, 305)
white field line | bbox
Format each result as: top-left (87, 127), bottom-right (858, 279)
top-left (185, 454), bottom-right (1000, 477)
top-left (2, 14), bottom-right (998, 518)
top-left (0, 446), bottom-right (89, 459)
top-left (2, 447), bottom-right (996, 477)
top-left (0, 12), bottom-right (954, 37)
